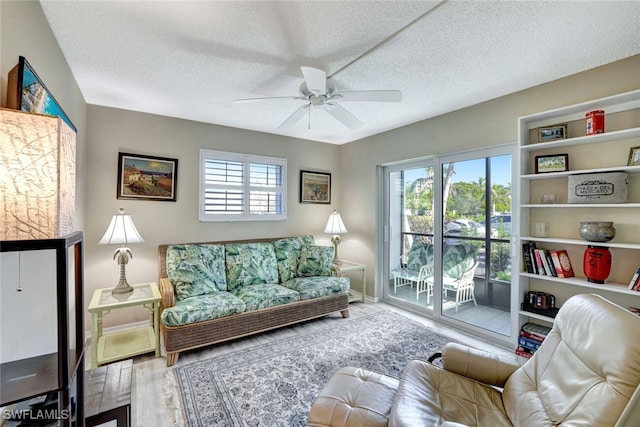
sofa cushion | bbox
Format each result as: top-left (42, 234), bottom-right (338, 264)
top-left (388, 360), bottom-right (512, 427)
top-left (225, 242), bottom-right (279, 291)
top-left (233, 283), bottom-right (300, 311)
top-left (282, 276), bottom-right (349, 300)
top-left (298, 245), bottom-right (334, 277)
top-left (160, 291), bottom-right (246, 326)
top-left (273, 235), bottom-right (315, 282)
top-left (166, 244), bottom-right (227, 301)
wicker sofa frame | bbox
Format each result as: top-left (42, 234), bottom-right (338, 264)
top-left (158, 236), bottom-right (350, 366)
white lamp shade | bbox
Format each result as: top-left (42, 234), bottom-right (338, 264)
top-left (99, 209), bottom-right (144, 245)
top-left (324, 210), bottom-right (348, 235)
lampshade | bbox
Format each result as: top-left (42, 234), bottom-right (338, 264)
top-left (99, 208), bottom-right (144, 245)
top-left (0, 109), bottom-right (76, 240)
top-left (324, 210), bottom-right (348, 235)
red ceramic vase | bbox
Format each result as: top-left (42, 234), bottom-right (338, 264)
top-left (583, 245), bottom-right (611, 284)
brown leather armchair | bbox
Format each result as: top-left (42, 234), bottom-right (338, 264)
top-left (308, 294), bottom-right (640, 426)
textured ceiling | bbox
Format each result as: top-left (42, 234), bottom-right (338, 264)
top-left (39, 0), bottom-right (640, 144)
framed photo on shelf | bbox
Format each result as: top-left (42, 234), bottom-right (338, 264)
top-left (117, 152), bottom-right (178, 201)
top-left (300, 170), bottom-right (331, 204)
top-left (628, 146), bottom-right (640, 166)
top-left (535, 154), bottom-right (569, 174)
top-left (538, 124), bottom-right (567, 143)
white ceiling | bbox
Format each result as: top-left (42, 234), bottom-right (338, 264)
top-left (39, 1), bottom-right (640, 145)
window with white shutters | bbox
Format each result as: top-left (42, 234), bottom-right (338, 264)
top-left (199, 150), bottom-right (286, 221)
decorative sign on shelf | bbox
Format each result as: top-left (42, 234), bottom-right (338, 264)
top-left (568, 171), bottom-right (628, 204)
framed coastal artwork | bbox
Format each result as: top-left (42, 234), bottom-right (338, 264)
top-left (117, 152), bottom-right (178, 201)
top-left (6, 56), bottom-right (77, 132)
top-left (300, 170), bottom-right (331, 204)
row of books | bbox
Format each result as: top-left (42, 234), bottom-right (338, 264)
top-left (516, 322), bottom-right (552, 359)
top-left (628, 267), bottom-right (640, 291)
top-left (522, 242), bottom-right (575, 278)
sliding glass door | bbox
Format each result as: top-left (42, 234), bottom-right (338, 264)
top-left (383, 145), bottom-right (516, 339)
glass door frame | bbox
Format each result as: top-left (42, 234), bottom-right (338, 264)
top-left (379, 143), bottom-right (518, 348)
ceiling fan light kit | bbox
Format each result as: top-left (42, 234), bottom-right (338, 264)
top-left (235, 66), bottom-right (402, 130)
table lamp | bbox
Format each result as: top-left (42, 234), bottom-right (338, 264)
top-left (324, 210), bottom-right (348, 266)
top-left (99, 208), bottom-right (144, 295)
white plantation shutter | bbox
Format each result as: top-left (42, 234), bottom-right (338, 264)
top-left (200, 150), bottom-right (286, 221)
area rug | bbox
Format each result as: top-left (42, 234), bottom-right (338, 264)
top-left (168, 310), bottom-right (457, 426)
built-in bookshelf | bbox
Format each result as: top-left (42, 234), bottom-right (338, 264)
top-left (516, 89), bottom-right (640, 348)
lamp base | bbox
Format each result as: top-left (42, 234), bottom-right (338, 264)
top-left (331, 235), bottom-right (343, 267)
top-left (111, 247), bottom-right (134, 296)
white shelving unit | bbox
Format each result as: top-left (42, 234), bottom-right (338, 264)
top-left (516, 89), bottom-right (640, 341)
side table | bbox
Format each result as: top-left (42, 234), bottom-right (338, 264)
top-left (88, 282), bottom-right (161, 368)
top-left (335, 261), bottom-right (366, 303)
top-left (85, 359), bottom-right (132, 427)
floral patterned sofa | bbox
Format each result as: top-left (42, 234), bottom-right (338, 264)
top-left (157, 235), bottom-right (350, 366)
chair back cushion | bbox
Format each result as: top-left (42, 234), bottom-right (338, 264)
top-left (503, 294), bottom-right (640, 426)
top-left (442, 243), bottom-right (476, 278)
top-left (406, 241), bottom-right (434, 272)
top-left (297, 245), bottom-right (334, 277)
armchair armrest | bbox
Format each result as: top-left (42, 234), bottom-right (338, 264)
top-left (441, 342), bottom-right (520, 388)
top-left (159, 277), bottom-right (175, 309)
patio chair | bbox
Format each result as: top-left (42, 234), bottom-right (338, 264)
top-left (391, 241), bottom-right (434, 301)
top-left (428, 243), bottom-right (478, 312)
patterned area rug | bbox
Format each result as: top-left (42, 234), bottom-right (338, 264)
top-left (170, 310), bottom-right (456, 426)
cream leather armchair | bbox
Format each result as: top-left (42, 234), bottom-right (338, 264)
top-left (309, 294), bottom-right (640, 427)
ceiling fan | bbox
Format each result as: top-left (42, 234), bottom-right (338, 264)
top-left (234, 66), bottom-right (402, 130)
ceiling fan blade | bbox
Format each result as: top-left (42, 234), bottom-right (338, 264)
top-left (300, 66), bottom-right (327, 94)
top-left (335, 90), bottom-right (402, 102)
top-left (278, 104), bottom-right (310, 130)
top-left (233, 96), bottom-right (306, 103)
top-left (324, 103), bottom-right (363, 129)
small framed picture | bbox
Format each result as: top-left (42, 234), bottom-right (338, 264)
top-left (628, 146), bottom-right (640, 166)
top-left (538, 124), bottom-right (567, 143)
top-left (541, 194), bottom-right (556, 204)
top-left (117, 152), bottom-right (178, 201)
top-left (300, 170), bottom-right (331, 204)
top-left (535, 154), bottom-right (569, 174)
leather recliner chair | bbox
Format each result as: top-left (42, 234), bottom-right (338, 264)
top-left (308, 294), bottom-right (640, 426)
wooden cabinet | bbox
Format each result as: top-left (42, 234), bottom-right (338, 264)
top-left (516, 89), bottom-right (640, 339)
top-left (0, 232), bottom-right (85, 426)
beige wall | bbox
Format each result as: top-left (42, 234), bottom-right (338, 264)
top-left (86, 106), bottom-right (342, 327)
top-left (339, 55), bottom-right (640, 298)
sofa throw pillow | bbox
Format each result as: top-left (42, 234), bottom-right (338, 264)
top-left (297, 245), bottom-right (334, 277)
top-left (273, 235), bottom-right (315, 282)
top-left (225, 242), bottom-right (279, 291)
top-left (166, 244), bottom-right (227, 302)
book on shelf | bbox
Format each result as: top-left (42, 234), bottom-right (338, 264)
top-left (521, 322), bottom-right (552, 340)
top-left (515, 346), bottom-right (534, 359)
top-left (528, 242), bottom-right (539, 275)
top-left (549, 250), bottom-right (575, 278)
top-left (628, 267), bottom-right (640, 290)
top-left (518, 336), bottom-right (543, 351)
top-left (522, 242), bottom-right (534, 274)
top-left (633, 275), bottom-right (640, 292)
top-left (533, 249), bottom-right (546, 275)
top-left (542, 249), bottom-right (557, 277)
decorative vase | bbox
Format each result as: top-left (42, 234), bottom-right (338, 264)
top-left (578, 221), bottom-right (616, 242)
top-left (583, 245), bottom-right (612, 284)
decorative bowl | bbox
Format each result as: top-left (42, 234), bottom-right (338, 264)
top-left (579, 221), bottom-right (616, 242)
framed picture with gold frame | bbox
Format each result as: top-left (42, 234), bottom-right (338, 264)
top-left (117, 152), bottom-right (178, 201)
top-left (628, 146), bottom-right (640, 166)
top-left (300, 170), bottom-right (331, 204)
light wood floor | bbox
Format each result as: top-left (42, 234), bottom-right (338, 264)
top-left (85, 301), bottom-right (517, 427)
